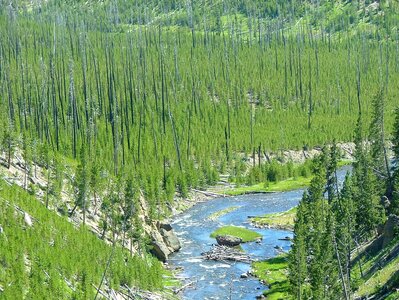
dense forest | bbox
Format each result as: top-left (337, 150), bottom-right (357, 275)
top-left (289, 103), bottom-right (399, 299)
top-left (1, 0), bottom-right (399, 299)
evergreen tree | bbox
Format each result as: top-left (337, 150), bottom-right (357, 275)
top-left (122, 176), bottom-right (137, 248)
top-left (289, 199), bottom-right (309, 299)
top-left (392, 107), bottom-right (399, 213)
top-left (333, 174), bottom-right (355, 296)
top-left (90, 153), bottom-right (102, 210)
top-left (1, 125), bottom-right (15, 169)
top-left (70, 146), bottom-right (90, 225)
top-left (21, 132), bottom-right (32, 190)
top-left (369, 89), bottom-right (391, 194)
top-left (326, 143), bottom-right (340, 203)
top-left (353, 114), bottom-right (385, 238)
top-left (290, 151), bottom-right (342, 299)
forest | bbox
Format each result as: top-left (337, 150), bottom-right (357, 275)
top-left (289, 102), bottom-right (399, 299)
top-left (0, 0), bottom-right (399, 299)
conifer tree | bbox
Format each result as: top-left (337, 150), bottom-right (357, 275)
top-left (333, 174), bottom-right (355, 296)
top-left (122, 176), bottom-right (137, 248)
top-left (1, 125), bottom-right (15, 169)
top-left (70, 145), bottom-right (90, 225)
top-left (21, 132), bottom-right (32, 190)
top-left (369, 89), bottom-right (391, 194)
top-left (352, 114), bottom-right (385, 238)
top-left (391, 107), bottom-right (399, 213)
top-left (289, 199), bottom-right (309, 299)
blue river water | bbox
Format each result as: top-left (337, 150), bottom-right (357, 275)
top-left (170, 166), bottom-right (351, 300)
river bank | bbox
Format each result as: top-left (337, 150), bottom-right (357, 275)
top-left (169, 192), bottom-right (299, 299)
top-left (167, 165), bottom-right (351, 299)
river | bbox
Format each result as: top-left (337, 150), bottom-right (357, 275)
top-left (170, 166), bottom-right (351, 299)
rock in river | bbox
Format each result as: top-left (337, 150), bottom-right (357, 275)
top-left (161, 227), bottom-right (181, 251)
top-left (151, 240), bottom-right (170, 262)
top-left (216, 235), bottom-right (242, 247)
top-left (151, 223), bottom-right (181, 262)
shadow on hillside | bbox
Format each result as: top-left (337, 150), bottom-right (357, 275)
top-left (371, 269), bottom-right (399, 300)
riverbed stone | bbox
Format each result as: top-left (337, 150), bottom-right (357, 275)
top-left (151, 240), bottom-right (169, 262)
top-left (216, 235), bottom-right (242, 246)
top-left (160, 223), bottom-right (173, 231)
top-left (160, 228), bottom-right (181, 251)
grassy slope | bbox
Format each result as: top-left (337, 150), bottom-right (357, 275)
top-left (210, 226), bottom-right (262, 242)
top-left (220, 160), bottom-right (351, 196)
top-left (353, 238), bottom-right (399, 298)
top-left (251, 207), bottom-right (297, 230)
top-left (251, 222), bottom-right (399, 300)
top-left (252, 255), bottom-right (291, 300)
top-left (0, 181), bottom-right (170, 299)
top-left (224, 176), bottom-right (312, 196)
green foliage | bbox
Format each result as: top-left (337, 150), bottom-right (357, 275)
top-left (253, 255), bottom-right (292, 300)
top-left (288, 137), bottom-right (394, 299)
top-left (0, 1), bottom-right (398, 221)
top-left (289, 149), bottom-right (348, 299)
top-left (208, 206), bottom-right (239, 221)
top-left (210, 225), bottom-right (262, 242)
top-left (251, 207), bottom-right (297, 230)
top-left (0, 181), bottom-right (164, 299)
top-left (352, 238), bottom-right (399, 298)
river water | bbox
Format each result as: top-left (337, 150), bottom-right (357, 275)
top-left (170, 166), bottom-right (350, 300)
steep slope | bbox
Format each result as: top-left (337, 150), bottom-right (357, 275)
top-left (0, 180), bottom-right (172, 299)
top-left (7, 0), bottom-right (399, 35)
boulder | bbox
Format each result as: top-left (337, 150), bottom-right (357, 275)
top-left (151, 240), bottom-right (170, 262)
top-left (381, 196), bottom-right (391, 209)
top-left (160, 228), bottom-right (181, 252)
top-left (24, 212), bottom-right (33, 227)
top-left (382, 215), bottom-right (399, 248)
top-left (216, 235), bottom-right (242, 247)
top-left (160, 223), bottom-right (173, 231)
top-left (150, 224), bottom-right (181, 261)
top-left (240, 272), bottom-right (249, 279)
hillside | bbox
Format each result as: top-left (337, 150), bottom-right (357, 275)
top-left (9, 0), bottom-right (399, 36)
top-left (1, 0), bottom-right (399, 299)
top-left (0, 179), bottom-right (171, 299)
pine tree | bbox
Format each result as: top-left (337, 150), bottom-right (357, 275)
top-left (326, 142), bottom-right (340, 203)
top-left (1, 125), bottom-right (15, 169)
top-left (21, 132), bottom-right (32, 190)
top-left (369, 89), bottom-right (391, 195)
top-left (90, 154), bottom-right (102, 211)
top-left (122, 176), bottom-right (137, 248)
top-left (353, 115), bottom-right (385, 238)
top-left (290, 151), bottom-right (342, 299)
top-left (289, 199), bottom-right (309, 299)
top-left (391, 107), bottom-right (399, 213)
top-left (70, 146), bottom-right (89, 225)
top-left (333, 174), bottom-right (355, 297)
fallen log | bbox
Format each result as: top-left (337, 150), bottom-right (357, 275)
top-left (173, 281), bottom-right (195, 294)
top-left (201, 245), bottom-right (253, 263)
top-left (192, 189), bottom-right (226, 198)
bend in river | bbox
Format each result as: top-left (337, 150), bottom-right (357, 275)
top-left (170, 166), bottom-right (351, 299)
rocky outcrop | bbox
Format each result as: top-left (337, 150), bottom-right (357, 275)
top-left (151, 240), bottom-right (170, 262)
top-left (382, 215), bottom-right (399, 248)
top-left (24, 212), bottom-right (33, 227)
top-left (216, 235), bottom-right (242, 247)
top-left (150, 223), bottom-right (181, 262)
top-left (160, 228), bottom-right (181, 251)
